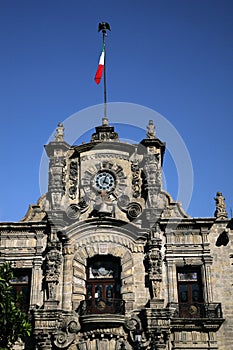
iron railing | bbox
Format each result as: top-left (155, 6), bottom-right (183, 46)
top-left (80, 298), bottom-right (125, 315)
top-left (168, 302), bottom-right (223, 319)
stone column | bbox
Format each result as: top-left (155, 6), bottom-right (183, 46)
top-left (203, 258), bottom-right (214, 302)
top-left (165, 259), bottom-right (174, 304)
top-left (62, 243), bottom-right (73, 310)
top-left (30, 258), bottom-right (43, 307)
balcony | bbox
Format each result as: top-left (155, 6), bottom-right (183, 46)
top-left (167, 302), bottom-right (224, 331)
top-left (168, 302), bottom-right (223, 319)
top-left (79, 298), bottom-right (125, 329)
top-left (80, 298), bottom-right (125, 315)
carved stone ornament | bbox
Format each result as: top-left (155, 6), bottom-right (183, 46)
top-left (90, 190), bottom-right (115, 218)
top-left (66, 204), bottom-right (81, 220)
top-left (66, 198), bottom-right (89, 220)
top-left (143, 154), bottom-right (161, 200)
top-left (91, 119), bottom-right (119, 142)
top-left (147, 191), bottom-right (168, 209)
top-left (214, 191), bottom-right (228, 219)
top-left (54, 122), bottom-right (64, 142)
top-left (49, 158), bottom-right (66, 191)
top-left (124, 315), bottom-right (141, 331)
top-left (51, 192), bottom-right (62, 209)
top-left (68, 161), bottom-right (78, 200)
top-left (145, 238), bottom-right (163, 299)
top-left (53, 315), bottom-right (80, 348)
top-left (146, 120), bottom-right (156, 139)
top-left (117, 194), bottom-right (130, 210)
top-left (127, 202), bottom-right (142, 220)
top-left (131, 161), bottom-right (141, 198)
top-left (45, 242), bottom-right (62, 300)
top-left (81, 161), bottom-right (127, 214)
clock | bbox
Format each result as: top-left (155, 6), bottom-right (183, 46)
top-left (94, 171), bottom-right (115, 192)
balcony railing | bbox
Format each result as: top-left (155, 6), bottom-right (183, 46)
top-left (79, 298), bottom-right (125, 316)
top-left (168, 302), bottom-right (223, 319)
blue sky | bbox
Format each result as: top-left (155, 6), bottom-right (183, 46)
top-left (0, 0), bottom-right (232, 221)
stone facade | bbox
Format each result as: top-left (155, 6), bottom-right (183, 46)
top-left (0, 119), bottom-right (232, 349)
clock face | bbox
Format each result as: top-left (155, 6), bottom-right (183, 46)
top-left (95, 171), bottom-right (115, 192)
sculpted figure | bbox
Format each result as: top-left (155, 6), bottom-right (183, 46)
top-left (146, 120), bottom-right (156, 139)
top-left (214, 191), bottom-right (228, 219)
top-left (55, 122), bottom-right (64, 142)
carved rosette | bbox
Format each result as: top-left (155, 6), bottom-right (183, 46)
top-left (127, 202), bottom-right (142, 220)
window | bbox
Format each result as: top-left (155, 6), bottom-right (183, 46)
top-left (177, 266), bottom-right (203, 317)
top-left (11, 269), bottom-right (31, 312)
top-left (85, 255), bottom-right (122, 314)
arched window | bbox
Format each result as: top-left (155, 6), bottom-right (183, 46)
top-left (85, 255), bottom-right (122, 314)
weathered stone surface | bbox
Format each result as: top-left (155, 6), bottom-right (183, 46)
top-left (0, 121), bottom-right (232, 349)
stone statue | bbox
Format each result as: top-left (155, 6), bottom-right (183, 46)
top-left (146, 120), bottom-right (156, 139)
top-left (54, 122), bottom-right (64, 142)
top-left (152, 280), bottom-right (161, 298)
top-left (214, 191), bottom-right (228, 219)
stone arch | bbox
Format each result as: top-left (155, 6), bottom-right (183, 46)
top-left (72, 238), bottom-right (136, 312)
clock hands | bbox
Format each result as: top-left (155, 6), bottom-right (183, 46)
top-left (103, 175), bottom-right (109, 185)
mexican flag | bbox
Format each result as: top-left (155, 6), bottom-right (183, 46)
top-left (94, 46), bottom-right (105, 84)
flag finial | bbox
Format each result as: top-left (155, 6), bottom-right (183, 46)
top-left (98, 22), bottom-right (111, 34)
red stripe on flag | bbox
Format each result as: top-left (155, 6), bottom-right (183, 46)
top-left (94, 47), bottom-right (104, 84)
top-left (94, 64), bottom-right (104, 84)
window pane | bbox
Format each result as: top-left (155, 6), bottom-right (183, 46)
top-left (95, 285), bottom-right (102, 298)
top-left (106, 284), bottom-right (114, 298)
top-left (88, 256), bottom-right (120, 279)
top-left (10, 269), bottom-right (31, 312)
top-left (179, 285), bottom-right (188, 302)
top-left (89, 263), bottom-right (115, 279)
top-left (10, 275), bottom-right (29, 283)
top-left (178, 272), bottom-right (198, 281)
top-left (192, 284), bottom-right (200, 302)
top-left (87, 284), bottom-right (92, 299)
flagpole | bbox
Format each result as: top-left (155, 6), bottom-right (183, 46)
top-left (103, 30), bottom-right (107, 119)
top-left (98, 22), bottom-right (111, 120)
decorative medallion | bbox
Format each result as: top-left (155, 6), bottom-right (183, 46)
top-left (189, 305), bottom-right (198, 315)
top-left (117, 194), bottom-right (130, 210)
top-left (66, 204), bottom-right (81, 220)
top-left (127, 202), bottom-right (142, 220)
